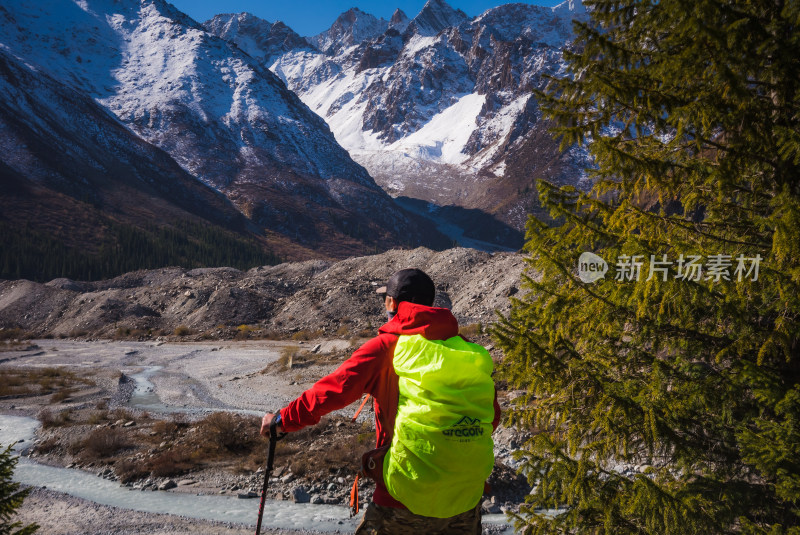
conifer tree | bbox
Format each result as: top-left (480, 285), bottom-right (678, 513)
top-left (494, 0), bottom-right (800, 533)
top-left (0, 444), bottom-right (37, 535)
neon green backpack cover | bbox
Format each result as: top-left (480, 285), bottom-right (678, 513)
top-left (383, 334), bottom-right (495, 518)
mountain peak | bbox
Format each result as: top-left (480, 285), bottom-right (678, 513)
top-left (390, 8), bottom-right (409, 24)
top-left (204, 13), bottom-right (311, 61)
top-left (407, 0), bottom-right (470, 37)
top-left (310, 7), bottom-right (389, 54)
top-left (337, 7), bottom-right (368, 22)
top-left (423, 0), bottom-right (455, 8)
top-left (389, 8), bottom-right (410, 33)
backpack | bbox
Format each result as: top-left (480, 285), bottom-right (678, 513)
top-left (382, 333), bottom-right (495, 518)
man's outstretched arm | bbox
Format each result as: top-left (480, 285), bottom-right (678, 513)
top-left (260, 335), bottom-right (391, 437)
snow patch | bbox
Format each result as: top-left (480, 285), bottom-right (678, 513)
top-left (390, 92), bottom-right (485, 165)
top-left (402, 34), bottom-right (439, 57)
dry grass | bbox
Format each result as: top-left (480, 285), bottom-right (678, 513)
top-left (86, 410), bottom-right (108, 425)
top-left (38, 408), bottom-right (73, 428)
top-left (0, 366), bottom-right (94, 399)
top-left (147, 448), bottom-right (197, 478)
top-left (291, 329), bottom-right (323, 341)
top-left (109, 408), bottom-right (135, 422)
top-left (152, 420), bottom-right (180, 436)
top-left (174, 325), bottom-right (193, 336)
top-left (113, 412), bottom-right (261, 481)
top-left (35, 437), bottom-right (61, 455)
top-left (50, 388), bottom-right (75, 403)
top-left (459, 323), bottom-right (483, 339)
top-left (115, 448), bottom-right (197, 482)
top-left (336, 325), bottom-right (350, 337)
top-left (35, 407), bottom-right (368, 489)
top-left (0, 328), bottom-right (33, 341)
top-left (70, 427), bottom-right (129, 459)
top-left (261, 346), bottom-right (321, 373)
top-left (113, 327), bottom-right (151, 339)
top-left (196, 412), bottom-right (260, 452)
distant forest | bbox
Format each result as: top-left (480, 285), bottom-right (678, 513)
top-left (0, 219), bottom-right (281, 282)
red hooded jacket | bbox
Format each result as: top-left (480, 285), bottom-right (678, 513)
top-left (279, 301), bottom-right (501, 509)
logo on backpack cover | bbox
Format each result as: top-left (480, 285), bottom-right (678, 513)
top-left (442, 416), bottom-right (484, 440)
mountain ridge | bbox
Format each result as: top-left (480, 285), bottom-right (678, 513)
top-left (0, 0), bottom-right (450, 263)
top-left (216, 0), bottom-right (591, 231)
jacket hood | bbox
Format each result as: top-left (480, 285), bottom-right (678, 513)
top-left (378, 301), bottom-right (459, 340)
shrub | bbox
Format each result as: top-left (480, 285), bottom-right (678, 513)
top-left (151, 420), bottom-right (179, 436)
top-left (173, 325), bottom-right (192, 336)
top-left (290, 329), bottom-right (322, 341)
top-left (34, 437), bottom-right (60, 455)
top-left (114, 458), bottom-right (147, 483)
top-left (147, 448), bottom-right (194, 478)
top-left (86, 410), bottom-right (108, 425)
top-left (114, 327), bottom-right (131, 339)
top-left (274, 418), bottom-right (367, 478)
top-left (38, 409), bottom-right (71, 428)
top-left (77, 428), bottom-right (129, 459)
top-left (197, 412), bottom-right (259, 452)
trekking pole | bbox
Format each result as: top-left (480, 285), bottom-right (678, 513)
top-left (255, 417), bottom-right (283, 535)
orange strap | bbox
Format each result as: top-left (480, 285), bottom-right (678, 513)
top-left (350, 473), bottom-right (360, 516)
top-left (350, 395), bottom-right (370, 516)
top-left (352, 394), bottom-right (371, 422)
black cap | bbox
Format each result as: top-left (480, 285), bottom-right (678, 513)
top-left (376, 268), bottom-right (435, 306)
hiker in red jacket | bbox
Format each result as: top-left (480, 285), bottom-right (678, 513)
top-left (261, 268), bottom-right (501, 534)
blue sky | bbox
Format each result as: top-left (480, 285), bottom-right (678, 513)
top-left (169, 0), bottom-right (565, 37)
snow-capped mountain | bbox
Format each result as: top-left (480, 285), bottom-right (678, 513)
top-left (208, 0), bottom-right (590, 231)
top-left (204, 13), bottom-right (314, 65)
top-left (404, 0), bottom-right (469, 37)
top-left (0, 45), bottom-right (261, 257)
top-left (0, 0), bottom-right (448, 257)
top-left (308, 8), bottom-right (410, 55)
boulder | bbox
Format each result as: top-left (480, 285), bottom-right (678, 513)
top-left (158, 479), bottom-right (177, 491)
top-left (292, 486), bottom-right (310, 503)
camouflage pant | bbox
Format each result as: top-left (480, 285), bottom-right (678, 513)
top-left (354, 502), bottom-right (482, 535)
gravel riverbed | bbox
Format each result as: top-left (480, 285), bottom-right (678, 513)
top-left (1, 339), bottom-right (526, 534)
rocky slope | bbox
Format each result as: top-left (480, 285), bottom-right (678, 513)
top-left (0, 247), bottom-right (525, 338)
top-left (0, 0), bottom-right (448, 258)
top-left (210, 0), bottom-right (592, 232)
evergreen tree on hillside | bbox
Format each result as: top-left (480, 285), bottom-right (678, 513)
top-left (0, 444), bottom-right (37, 535)
top-left (494, 0), bottom-right (800, 533)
